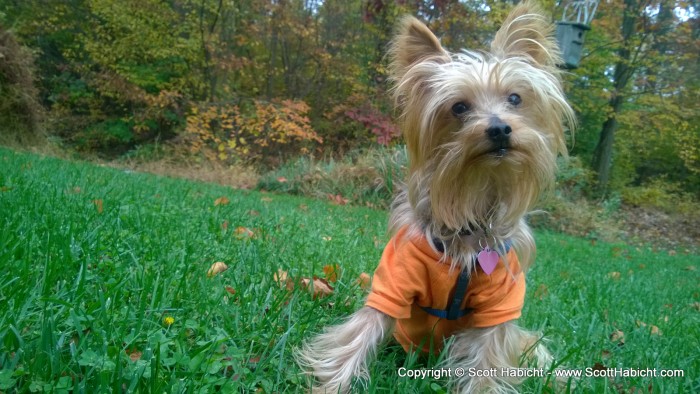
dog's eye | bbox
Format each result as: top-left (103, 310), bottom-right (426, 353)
top-left (451, 102), bottom-right (471, 116)
top-left (507, 93), bottom-right (522, 106)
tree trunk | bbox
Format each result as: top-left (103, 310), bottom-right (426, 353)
top-left (591, 0), bottom-right (638, 193)
top-left (592, 94), bottom-right (623, 190)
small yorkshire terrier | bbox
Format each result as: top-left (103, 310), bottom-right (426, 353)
top-left (298, 1), bottom-right (575, 393)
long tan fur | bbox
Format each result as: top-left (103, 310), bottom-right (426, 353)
top-left (297, 307), bottom-right (395, 393)
top-left (299, 2), bottom-right (574, 392)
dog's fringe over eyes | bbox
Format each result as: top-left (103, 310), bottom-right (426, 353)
top-left (298, 1), bottom-right (575, 393)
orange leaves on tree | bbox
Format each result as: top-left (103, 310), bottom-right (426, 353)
top-left (184, 99), bottom-right (322, 165)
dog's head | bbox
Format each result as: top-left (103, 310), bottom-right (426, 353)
top-left (389, 1), bottom-right (575, 235)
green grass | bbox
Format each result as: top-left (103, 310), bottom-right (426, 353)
top-left (0, 147), bottom-right (698, 393)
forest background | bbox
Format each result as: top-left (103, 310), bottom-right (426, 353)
top-left (1, 0), bottom-right (698, 249)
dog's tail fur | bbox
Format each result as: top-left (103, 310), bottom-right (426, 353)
top-left (296, 306), bottom-right (395, 393)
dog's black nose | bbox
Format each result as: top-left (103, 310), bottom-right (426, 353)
top-left (486, 122), bottom-right (512, 143)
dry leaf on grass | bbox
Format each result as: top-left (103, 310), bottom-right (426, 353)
top-left (127, 350), bottom-right (142, 362)
top-left (534, 284), bottom-right (549, 300)
top-left (225, 286), bottom-right (236, 295)
top-left (207, 262), bottom-right (228, 277)
top-left (607, 271), bottom-right (621, 280)
top-left (92, 199), bottom-right (103, 214)
top-left (323, 264), bottom-right (340, 282)
top-left (356, 272), bottom-right (371, 290)
top-left (301, 277), bottom-right (334, 299)
top-left (610, 329), bottom-right (625, 345)
top-left (327, 194), bottom-right (349, 205)
top-left (274, 269), bottom-right (295, 291)
top-left (635, 320), bottom-right (662, 335)
top-left (214, 196), bottom-right (230, 206)
top-left (234, 226), bottom-right (255, 239)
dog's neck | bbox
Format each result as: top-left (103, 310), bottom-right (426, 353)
top-left (389, 188), bottom-right (535, 271)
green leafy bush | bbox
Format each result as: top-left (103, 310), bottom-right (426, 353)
top-left (621, 178), bottom-right (700, 217)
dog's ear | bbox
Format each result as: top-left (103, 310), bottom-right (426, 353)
top-left (490, 1), bottom-right (559, 67)
top-left (389, 16), bottom-right (449, 79)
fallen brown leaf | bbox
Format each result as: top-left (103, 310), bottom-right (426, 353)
top-left (214, 196), bottom-right (230, 206)
top-left (274, 269), bottom-right (295, 291)
top-left (207, 262), bottom-right (228, 277)
top-left (225, 286), bottom-right (236, 295)
top-left (128, 350), bottom-right (142, 362)
top-left (301, 276), bottom-right (334, 298)
top-left (610, 329), bottom-right (625, 345)
top-left (327, 194), bottom-right (349, 205)
top-left (273, 269), bottom-right (288, 284)
top-left (635, 320), bottom-right (662, 335)
top-left (323, 264), bottom-right (341, 283)
top-left (92, 199), bottom-right (103, 214)
top-left (607, 271), bottom-right (621, 280)
top-left (534, 284), bottom-right (549, 300)
top-left (356, 272), bottom-right (371, 290)
top-left (234, 226), bottom-right (255, 239)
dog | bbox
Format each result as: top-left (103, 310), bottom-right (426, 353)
top-left (298, 2), bottom-right (575, 392)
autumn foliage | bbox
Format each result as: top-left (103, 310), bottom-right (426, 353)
top-left (1, 0), bottom-right (698, 199)
top-left (185, 99), bottom-right (321, 165)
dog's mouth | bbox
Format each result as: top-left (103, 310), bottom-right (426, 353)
top-left (489, 148), bottom-right (508, 158)
top-left (485, 143), bottom-right (511, 158)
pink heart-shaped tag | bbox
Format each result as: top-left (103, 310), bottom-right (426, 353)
top-left (477, 248), bottom-right (499, 275)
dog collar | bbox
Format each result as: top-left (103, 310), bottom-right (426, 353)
top-left (420, 240), bottom-right (512, 320)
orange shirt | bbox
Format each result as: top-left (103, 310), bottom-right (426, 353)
top-left (365, 227), bottom-right (526, 353)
